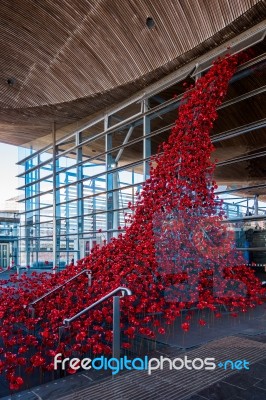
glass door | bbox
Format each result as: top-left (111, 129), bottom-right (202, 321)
top-left (0, 243), bottom-right (9, 269)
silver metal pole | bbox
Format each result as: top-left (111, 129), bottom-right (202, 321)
top-left (115, 126), bottom-right (134, 164)
top-left (112, 296), bottom-right (120, 361)
top-left (143, 99), bottom-right (151, 180)
top-left (87, 270), bottom-right (92, 287)
top-left (113, 167), bottom-right (119, 237)
top-left (28, 305), bottom-right (35, 318)
top-left (254, 194), bottom-right (259, 216)
top-left (52, 122), bottom-right (57, 272)
top-left (76, 132), bottom-right (83, 260)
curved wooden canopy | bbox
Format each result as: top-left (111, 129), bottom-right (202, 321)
top-left (0, 0), bottom-right (265, 145)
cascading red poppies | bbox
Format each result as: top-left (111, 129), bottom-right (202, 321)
top-left (0, 53), bottom-right (265, 392)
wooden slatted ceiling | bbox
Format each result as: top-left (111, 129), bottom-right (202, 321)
top-left (1, 0), bottom-right (262, 108)
top-left (0, 0), bottom-right (265, 146)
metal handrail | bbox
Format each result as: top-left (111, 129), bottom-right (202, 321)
top-left (0, 266), bottom-right (23, 277)
top-left (63, 286), bottom-right (132, 326)
top-left (61, 286), bottom-right (132, 361)
top-left (0, 267), bottom-right (17, 275)
top-left (28, 269), bottom-right (92, 317)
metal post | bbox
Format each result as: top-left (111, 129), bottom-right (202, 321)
top-left (65, 172), bottom-right (70, 265)
top-left (105, 116), bottom-right (115, 242)
top-left (114, 126), bottom-right (134, 164)
top-left (112, 296), bottom-right (120, 361)
top-left (76, 132), bottom-right (84, 260)
top-left (92, 179), bottom-right (96, 233)
top-left (25, 155), bottom-right (33, 268)
top-left (35, 154), bottom-right (40, 267)
top-left (143, 99), bottom-right (151, 179)
top-left (52, 122), bottom-right (60, 272)
top-left (254, 194), bottom-right (259, 216)
top-left (28, 305), bottom-right (35, 319)
top-left (112, 166), bottom-right (119, 237)
top-left (87, 270), bottom-right (92, 287)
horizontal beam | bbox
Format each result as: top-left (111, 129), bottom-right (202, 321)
top-left (212, 117), bottom-right (266, 144)
top-left (217, 147), bottom-right (266, 167)
top-left (18, 23), bottom-right (266, 165)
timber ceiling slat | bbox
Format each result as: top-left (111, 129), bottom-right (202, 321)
top-left (0, 0), bottom-right (262, 108)
top-left (0, 0), bottom-right (264, 146)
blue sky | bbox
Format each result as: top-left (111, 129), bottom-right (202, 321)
top-left (0, 143), bottom-right (19, 205)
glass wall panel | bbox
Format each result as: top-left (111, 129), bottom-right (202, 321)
top-left (17, 45), bottom-right (266, 271)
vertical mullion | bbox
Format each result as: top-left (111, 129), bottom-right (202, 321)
top-left (77, 132), bottom-right (84, 261)
top-left (105, 116), bottom-right (114, 242)
top-left (52, 123), bottom-right (60, 270)
top-left (25, 155), bottom-right (33, 267)
top-left (35, 154), bottom-right (40, 266)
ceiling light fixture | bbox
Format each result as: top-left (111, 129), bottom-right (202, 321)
top-left (146, 17), bottom-right (155, 29)
top-left (7, 77), bottom-right (16, 86)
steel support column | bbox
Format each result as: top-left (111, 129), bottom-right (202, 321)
top-left (65, 171), bottom-right (70, 265)
top-left (143, 99), bottom-right (151, 179)
top-left (105, 116), bottom-right (115, 242)
top-left (254, 194), bottom-right (259, 216)
top-left (35, 154), bottom-right (40, 267)
top-left (92, 179), bottom-right (97, 233)
top-left (25, 155), bottom-right (33, 267)
top-left (52, 123), bottom-right (60, 270)
top-left (112, 167), bottom-right (119, 236)
top-left (76, 132), bottom-right (84, 261)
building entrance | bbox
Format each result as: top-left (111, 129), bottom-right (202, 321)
top-left (0, 243), bottom-right (9, 269)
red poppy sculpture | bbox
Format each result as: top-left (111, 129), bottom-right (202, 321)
top-left (0, 52), bottom-right (265, 392)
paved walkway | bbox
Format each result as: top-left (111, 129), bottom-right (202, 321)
top-left (2, 333), bottom-right (266, 400)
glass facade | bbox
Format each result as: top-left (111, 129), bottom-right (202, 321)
top-left (17, 43), bottom-right (266, 269)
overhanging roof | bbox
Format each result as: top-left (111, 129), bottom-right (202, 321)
top-left (0, 0), bottom-right (265, 146)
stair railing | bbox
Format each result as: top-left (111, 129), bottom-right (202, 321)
top-left (0, 267), bottom-right (17, 275)
top-left (28, 269), bottom-right (92, 318)
top-left (60, 286), bottom-right (132, 360)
